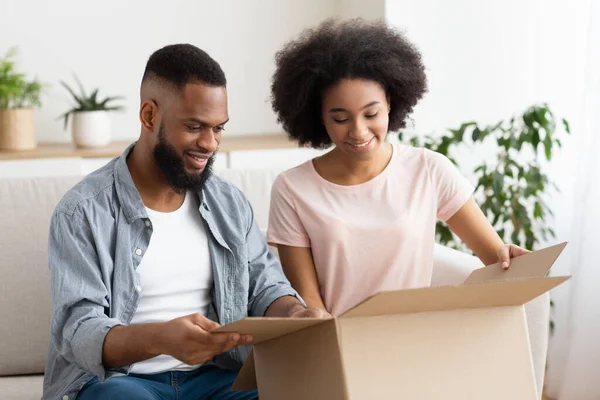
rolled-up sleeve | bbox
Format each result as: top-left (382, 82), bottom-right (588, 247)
top-left (48, 210), bottom-right (123, 381)
top-left (244, 199), bottom-right (305, 317)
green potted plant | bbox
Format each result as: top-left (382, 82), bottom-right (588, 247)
top-left (0, 47), bottom-right (43, 151)
top-left (400, 104), bottom-right (569, 255)
top-left (400, 104), bottom-right (570, 336)
top-left (59, 74), bottom-right (124, 148)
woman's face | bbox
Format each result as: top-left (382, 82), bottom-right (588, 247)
top-left (321, 78), bottom-right (390, 161)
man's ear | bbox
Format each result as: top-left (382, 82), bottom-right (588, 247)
top-left (140, 100), bottom-right (159, 133)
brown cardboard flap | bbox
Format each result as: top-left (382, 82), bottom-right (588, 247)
top-left (339, 307), bottom-right (538, 399)
top-left (213, 317), bottom-right (330, 344)
top-left (340, 276), bottom-right (570, 318)
top-left (231, 349), bottom-right (257, 391)
top-left (252, 320), bottom-right (349, 400)
top-left (464, 242), bottom-right (567, 284)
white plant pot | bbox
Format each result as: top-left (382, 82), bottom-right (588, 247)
top-left (71, 111), bottom-right (112, 148)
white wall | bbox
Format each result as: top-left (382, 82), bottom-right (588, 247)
top-left (385, 0), bottom-right (542, 135)
top-left (383, 0), bottom-right (587, 182)
top-left (0, 0), bottom-right (336, 143)
top-left (336, 0), bottom-right (385, 21)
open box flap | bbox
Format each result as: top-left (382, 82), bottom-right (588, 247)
top-left (219, 318), bottom-right (331, 391)
top-left (464, 242), bottom-right (567, 284)
top-left (340, 275), bottom-right (569, 318)
top-left (230, 349), bottom-right (257, 390)
top-left (214, 317), bottom-right (330, 344)
top-left (225, 319), bottom-right (336, 392)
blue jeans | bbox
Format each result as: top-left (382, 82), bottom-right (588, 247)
top-left (76, 365), bottom-right (258, 400)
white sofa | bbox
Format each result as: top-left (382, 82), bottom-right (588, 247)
top-left (0, 169), bottom-right (550, 399)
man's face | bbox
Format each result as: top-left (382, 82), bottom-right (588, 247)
top-left (152, 83), bottom-right (228, 193)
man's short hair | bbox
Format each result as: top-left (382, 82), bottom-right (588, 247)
top-left (142, 44), bottom-right (226, 88)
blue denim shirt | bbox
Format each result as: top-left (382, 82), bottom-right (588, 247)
top-left (42, 143), bottom-right (300, 400)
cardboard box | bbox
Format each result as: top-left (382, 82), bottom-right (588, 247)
top-left (216, 242), bottom-right (570, 400)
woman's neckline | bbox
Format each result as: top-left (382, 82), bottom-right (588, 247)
top-left (309, 142), bottom-right (395, 190)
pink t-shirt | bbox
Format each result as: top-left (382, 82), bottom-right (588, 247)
top-left (267, 144), bottom-right (474, 316)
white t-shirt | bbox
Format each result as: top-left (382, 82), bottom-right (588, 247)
top-left (129, 192), bottom-right (213, 374)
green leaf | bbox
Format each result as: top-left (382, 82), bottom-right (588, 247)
top-left (497, 228), bottom-right (506, 241)
top-left (60, 80), bottom-right (84, 105)
top-left (72, 73), bottom-right (87, 99)
top-left (56, 111), bottom-right (70, 131)
top-left (544, 135), bottom-right (553, 160)
top-left (474, 164), bottom-right (487, 174)
top-left (436, 223), bottom-right (455, 247)
top-left (58, 75), bottom-right (124, 113)
top-left (534, 202), bottom-right (543, 219)
top-left (526, 232), bottom-right (535, 250)
top-left (511, 231), bottom-right (520, 246)
top-left (492, 212), bottom-right (501, 226)
top-left (562, 118), bottom-right (571, 134)
top-left (531, 128), bottom-right (540, 150)
top-left (493, 171), bottom-right (504, 194)
top-left (89, 89), bottom-right (99, 106)
top-left (99, 95), bottom-right (125, 108)
top-left (472, 127), bottom-right (481, 141)
top-left (103, 106), bottom-right (124, 111)
top-left (0, 47), bottom-right (45, 109)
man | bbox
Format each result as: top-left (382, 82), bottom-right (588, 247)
top-left (42, 44), bottom-right (326, 400)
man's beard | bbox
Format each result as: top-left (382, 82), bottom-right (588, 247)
top-left (153, 124), bottom-right (216, 194)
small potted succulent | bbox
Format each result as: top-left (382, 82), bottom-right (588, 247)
top-left (0, 47), bottom-right (43, 151)
top-left (59, 74), bottom-right (124, 148)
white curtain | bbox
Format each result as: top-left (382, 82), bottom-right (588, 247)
top-left (545, 1), bottom-right (600, 398)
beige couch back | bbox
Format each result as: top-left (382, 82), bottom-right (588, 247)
top-left (0, 168), bottom-right (486, 378)
top-left (0, 167), bottom-right (285, 376)
top-left (0, 176), bottom-right (83, 375)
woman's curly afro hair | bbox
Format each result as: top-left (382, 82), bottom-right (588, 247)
top-left (270, 18), bottom-right (428, 149)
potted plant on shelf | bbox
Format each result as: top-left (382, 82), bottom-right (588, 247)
top-left (0, 47), bottom-right (43, 151)
top-left (59, 74), bottom-right (124, 148)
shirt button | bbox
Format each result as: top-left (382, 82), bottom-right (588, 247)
top-left (145, 220), bottom-right (151, 227)
top-left (136, 285), bottom-right (142, 293)
top-left (63, 396), bottom-right (69, 400)
top-left (135, 249), bottom-right (142, 256)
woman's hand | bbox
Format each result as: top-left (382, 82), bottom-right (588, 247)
top-left (497, 244), bottom-right (530, 269)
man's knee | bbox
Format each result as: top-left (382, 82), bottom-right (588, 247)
top-left (77, 376), bottom-right (159, 400)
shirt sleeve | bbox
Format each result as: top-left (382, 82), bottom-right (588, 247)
top-left (267, 174), bottom-right (311, 247)
top-left (424, 149), bottom-right (475, 222)
top-left (244, 197), bottom-right (305, 317)
top-left (48, 209), bottom-right (124, 381)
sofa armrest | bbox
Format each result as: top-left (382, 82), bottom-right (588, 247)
top-left (431, 243), bottom-right (483, 286)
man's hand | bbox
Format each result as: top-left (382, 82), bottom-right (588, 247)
top-left (156, 313), bottom-right (253, 365)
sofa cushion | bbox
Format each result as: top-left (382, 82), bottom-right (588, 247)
top-left (0, 168), bottom-right (284, 377)
top-left (0, 375), bottom-right (44, 400)
top-left (0, 176), bottom-right (82, 376)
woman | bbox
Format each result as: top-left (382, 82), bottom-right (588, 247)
top-left (267, 19), bottom-right (528, 317)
